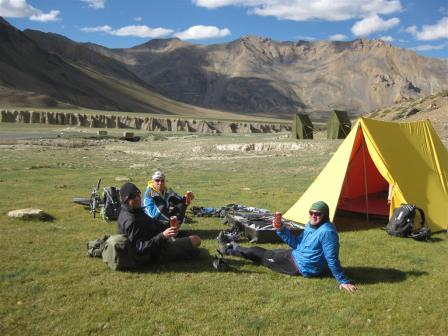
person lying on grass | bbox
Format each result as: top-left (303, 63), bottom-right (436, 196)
top-left (143, 170), bottom-right (194, 229)
top-left (218, 201), bottom-right (357, 293)
top-left (118, 182), bottom-right (201, 264)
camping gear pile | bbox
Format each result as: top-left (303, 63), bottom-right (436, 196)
top-left (191, 204), bottom-right (304, 243)
top-left (225, 210), bottom-right (303, 243)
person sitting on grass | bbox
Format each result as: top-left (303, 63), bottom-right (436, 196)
top-left (118, 182), bottom-right (201, 264)
top-left (143, 170), bottom-right (194, 229)
top-left (218, 201), bottom-right (357, 293)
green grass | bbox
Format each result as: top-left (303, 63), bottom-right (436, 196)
top-left (0, 126), bottom-right (447, 335)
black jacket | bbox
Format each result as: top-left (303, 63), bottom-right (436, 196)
top-left (117, 203), bottom-right (167, 259)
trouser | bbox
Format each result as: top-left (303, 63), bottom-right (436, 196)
top-left (234, 246), bottom-right (300, 276)
top-left (158, 203), bottom-right (188, 226)
top-left (168, 203), bottom-right (187, 224)
top-left (157, 236), bottom-right (200, 263)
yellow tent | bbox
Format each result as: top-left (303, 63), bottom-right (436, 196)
top-left (284, 118), bottom-right (448, 232)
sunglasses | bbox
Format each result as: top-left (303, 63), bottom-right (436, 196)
top-left (154, 179), bottom-right (165, 182)
top-left (309, 211), bottom-right (322, 216)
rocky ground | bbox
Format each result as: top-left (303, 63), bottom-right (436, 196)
top-left (367, 91), bottom-right (448, 146)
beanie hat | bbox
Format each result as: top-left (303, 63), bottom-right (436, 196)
top-left (310, 201), bottom-right (330, 219)
top-left (120, 182), bottom-right (141, 203)
top-left (152, 170), bottom-right (165, 180)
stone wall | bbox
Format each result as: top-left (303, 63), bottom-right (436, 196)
top-left (0, 110), bottom-right (291, 134)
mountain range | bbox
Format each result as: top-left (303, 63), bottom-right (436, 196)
top-left (1, 17), bottom-right (447, 119)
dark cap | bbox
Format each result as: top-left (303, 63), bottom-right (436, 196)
top-left (310, 201), bottom-right (330, 219)
top-left (120, 182), bottom-right (141, 203)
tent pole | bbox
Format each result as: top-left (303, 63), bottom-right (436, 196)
top-left (361, 133), bottom-right (369, 222)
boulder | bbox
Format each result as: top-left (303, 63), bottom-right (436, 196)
top-left (115, 176), bottom-right (131, 182)
top-left (7, 208), bottom-right (50, 220)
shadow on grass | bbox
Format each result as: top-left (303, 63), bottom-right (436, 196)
top-left (180, 229), bottom-right (223, 240)
top-left (345, 266), bottom-right (428, 284)
top-left (134, 248), bottom-right (262, 274)
top-left (335, 215), bottom-right (387, 232)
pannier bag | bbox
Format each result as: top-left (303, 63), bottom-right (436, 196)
top-left (102, 234), bottom-right (136, 271)
top-left (101, 186), bottom-right (121, 221)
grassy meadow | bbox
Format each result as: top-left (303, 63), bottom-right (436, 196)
top-left (0, 124), bottom-right (447, 335)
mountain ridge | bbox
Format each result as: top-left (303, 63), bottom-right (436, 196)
top-left (85, 34), bottom-right (447, 117)
top-left (0, 17), bottom-right (247, 120)
top-left (0, 17), bottom-right (447, 119)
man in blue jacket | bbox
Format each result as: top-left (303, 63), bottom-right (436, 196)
top-left (143, 170), bottom-right (194, 228)
top-left (218, 201), bottom-right (357, 293)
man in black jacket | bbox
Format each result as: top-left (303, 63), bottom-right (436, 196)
top-left (117, 182), bottom-right (201, 264)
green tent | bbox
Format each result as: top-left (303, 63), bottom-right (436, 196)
top-left (292, 113), bottom-right (313, 139)
top-left (327, 110), bottom-right (351, 139)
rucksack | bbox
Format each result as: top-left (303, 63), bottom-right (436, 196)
top-left (101, 186), bottom-right (121, 221)
top-left (386, 204), bottom-right (430, 240)
top-left (102, 234), bottom-right (136, 271)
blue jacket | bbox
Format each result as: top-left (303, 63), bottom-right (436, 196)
top-left (276, 221), bottom-right (350, 284)
top-left (143, 185), bottom-right (184, 226)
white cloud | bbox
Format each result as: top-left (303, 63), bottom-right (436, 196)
top-left (0, 0), bottom-right (35, 17)
top-left (379, 35), bottom-right (393, 42)
top-left (296, 35), bottom-right (316, 41)
top-left (410, 17), bottom-right (448, 41)
top-left (174, 25), bottom-right (231, 40)
top-left (81, 25), bottom-right (112, 33)
top-left (411, 44), bottom-right (446, 51)
top-left (194, 0), bottom-right (402, 21)
top-left (405, 25), bottom-right (417, 34)
top-left (351, 15), bottom-right (399, 36)
top-left (133, 17), bottom-right (143, 22)
top-left (110, 25), bottom-right (173, 38)
top-left (0, 0), bottom-right (60, 21)
top-left (81, 0), bottom-right (106, 9)
top-left (328, 34), bottom-right (348, 41)
top-left (81, 24), bottom-right (173, 38)
top-left (194, 0), bottom-right (263, 9)
top-left (30, 10), bottom-right (60, 22)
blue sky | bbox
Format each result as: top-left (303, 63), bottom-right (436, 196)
top-left (1, 0), bottom-right (447, 58)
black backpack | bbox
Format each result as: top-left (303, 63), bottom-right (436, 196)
top-left (386, 204), bottom-right (430, 240)
top-left (101, 186), bottom-right (121, 221)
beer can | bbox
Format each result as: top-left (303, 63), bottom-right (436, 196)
top-left (274, 211), bottom-right (282, 228)
top-left (170, 216), bottom-right (178, 228)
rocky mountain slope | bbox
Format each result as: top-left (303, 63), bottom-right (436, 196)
top-left (90, 36), bottom-right (448, 118)
top-left (366, 91), bottom-right (448, 144)
top-left (0, 18), bottom-right (240, 119)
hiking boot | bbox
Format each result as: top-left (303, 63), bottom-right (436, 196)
top-left (217, 231), bottom-right (236, 255)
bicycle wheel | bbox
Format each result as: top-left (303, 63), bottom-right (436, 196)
top-left (73, 197), bottom-right (90, 206)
